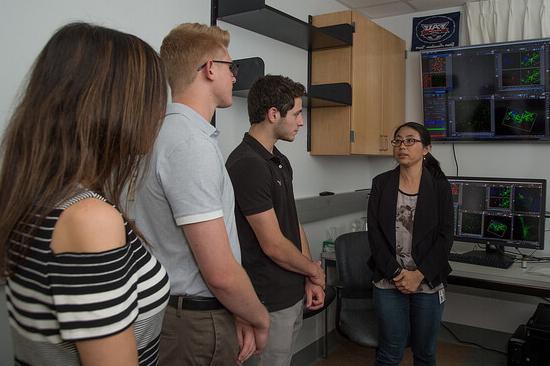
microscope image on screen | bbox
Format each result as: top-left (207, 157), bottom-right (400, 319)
top-left (494, 98), bottom-right (546, 136)
top-left (501, 50), bottom-right (541, 87)
top-left (513, 215), bottom-right (540, 242)
top-left (460, 212), bottom-right (483, 236)
top-left (484, 215), bottom-right (512, 239)
top-left (422, 56), bottom-right (447, 88)
top-left (489, 185), bottom-right (512, 210)
top-left (514, 186), bottom-right (542, 213)
top-left (454, 99), bottom-right (492, 134)
top-left (461, 184), bottom-right (486, 211)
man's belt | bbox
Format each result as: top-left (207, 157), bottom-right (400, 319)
top-left (168, 295), bottom-right (225, 311)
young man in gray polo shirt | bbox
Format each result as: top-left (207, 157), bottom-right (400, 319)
top-left (226, 75), bottom-right (325, 366)
top-left (134, 23), bottom-right (269, 366)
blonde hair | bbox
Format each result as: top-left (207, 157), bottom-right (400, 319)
top-left (161, 23), bottom-right (230, 94)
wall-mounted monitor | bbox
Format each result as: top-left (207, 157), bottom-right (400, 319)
top-left (421, 39), bottom-right (550, 142)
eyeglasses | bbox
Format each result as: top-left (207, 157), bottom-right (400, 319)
top-left (390, 138), bottom-right (422, 147)
top-left (197, 60), bottom-right (239, 78)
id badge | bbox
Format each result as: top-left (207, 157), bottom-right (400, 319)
top-left (438, 288), bottom-right (446, 304)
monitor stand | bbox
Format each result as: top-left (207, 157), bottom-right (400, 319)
top-left (462, 244), bottom-right (515, 268)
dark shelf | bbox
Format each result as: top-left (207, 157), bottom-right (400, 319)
top-left (304, 83), bottom-right (352, 107)
top-left (216, 0), bottom-right (353, 50)
top-left (233, 57), bottom-right (265, 97)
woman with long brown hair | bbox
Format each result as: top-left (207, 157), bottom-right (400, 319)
top-left (0, 22), bottom-right (170, 365)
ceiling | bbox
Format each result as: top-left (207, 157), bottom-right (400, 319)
top-left (336, 0), bottom-right (477, 19)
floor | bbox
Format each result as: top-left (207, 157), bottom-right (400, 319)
top-left (313, 331), bottom-right (508, 366)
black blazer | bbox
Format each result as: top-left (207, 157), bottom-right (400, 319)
top-left (367, 166), bottom-right (454, 288)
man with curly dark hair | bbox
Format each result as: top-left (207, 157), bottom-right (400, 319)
top-left (226, 75), bottom-right (325, 366)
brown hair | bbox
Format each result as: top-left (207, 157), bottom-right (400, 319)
top-left (247, 75), bottom-right (306, 124)
top-left (160, 23), bottom-right (230, 94)
top-left (0, 22), bottom-right (168, 276)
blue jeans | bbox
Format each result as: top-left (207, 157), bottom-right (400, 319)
top-left (373, 287), bottom-right (444, 366)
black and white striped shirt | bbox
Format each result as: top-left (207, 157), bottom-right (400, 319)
top-left (5, 191), bottom-right (170, 365)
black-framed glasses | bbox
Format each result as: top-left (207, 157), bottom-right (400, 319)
top-left (197, 60), bottom-right (239, 77)
top-left (390, 138), bottom-right (422, 147)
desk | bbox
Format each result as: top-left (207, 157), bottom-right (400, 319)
top-left (321, 246), bottom-right (550, 297)
top-left (448, 243), bottom-right (550, 297)
top-left (321, 251), bottom-right (336, 285)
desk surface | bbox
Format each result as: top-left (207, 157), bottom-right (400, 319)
top-left (447, 242), bottom-right (550, 297)
top-left (320, 244), bottom-right (550, 297)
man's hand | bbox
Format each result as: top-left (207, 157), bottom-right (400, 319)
top-left (251, 319), bottom-right (269, 355)
top-left (308, 261), bottom-right (325, 289)
top-left (393, 269), bottom-right (424, 294)
top-left (235, 317), bottom-right (256, 363)
top-left (305, 278), bottom-right (325, 311)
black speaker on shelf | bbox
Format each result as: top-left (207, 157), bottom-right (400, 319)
top-left (526, 303), bottom-right (550, 366)
top-left (508, 325), bottom-right (531, 366)
top-left (508, 303), bottom-right (550, 366)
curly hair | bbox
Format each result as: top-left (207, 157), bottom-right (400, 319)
top-left (247, 75), bottom-right (305, 124)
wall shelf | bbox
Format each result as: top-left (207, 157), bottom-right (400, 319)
top-left (216, 0), bottom-right (353, 50)
top-left (304, 83), bottom-right (352, 108)
top-left (211, 0), bottom-right (355, 145)
top-left (233, 57), bottom-right (265, 98)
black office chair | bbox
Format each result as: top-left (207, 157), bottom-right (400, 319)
top-left (334, 231), bottom-right (378, 347)
top-left (303, 285), bottom-right (336, 358)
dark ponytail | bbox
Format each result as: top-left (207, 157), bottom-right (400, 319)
top-left (394, 122), bottom-right (446, 179)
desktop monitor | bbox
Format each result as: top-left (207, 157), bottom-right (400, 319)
top-left (448, 176), bottom-right (546, 251)
top-left (421, 38), bottom-right (550, 142)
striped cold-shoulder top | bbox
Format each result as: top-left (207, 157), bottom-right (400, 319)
top-left (5, 190), bottom-right (170, 366)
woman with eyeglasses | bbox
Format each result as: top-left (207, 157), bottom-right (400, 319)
top-left (0, 23), bottom-right (170, 365)
top-left (367, 122), bottom-right (453, 366)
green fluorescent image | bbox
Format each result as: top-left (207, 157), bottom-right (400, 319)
top-left (521, 51), bottom-right (540, 67)
top-left (502, 109), bottom-right (537, 132)
top-left (490, 186), bottom-right (511, 209)
top-left (518, 217), bottom-right (532, 240)
top-left (521, 69), bottom-right (540, 84)
top-left (487, 220), bottom-right (508, 237)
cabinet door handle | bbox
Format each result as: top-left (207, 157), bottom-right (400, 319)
top-left (379, 135), bottom-right (388, 151)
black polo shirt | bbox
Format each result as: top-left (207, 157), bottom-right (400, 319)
top-left (226, 133), bottom-right (304, 312)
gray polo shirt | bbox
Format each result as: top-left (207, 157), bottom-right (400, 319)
top-left (135, 102), bottom-right (241, 297)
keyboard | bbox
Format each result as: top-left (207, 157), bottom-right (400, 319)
top-left (448, 250), bottom-right (514, 269)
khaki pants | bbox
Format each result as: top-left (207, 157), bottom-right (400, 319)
top-left (159, 305), bottom-right (239, 366)
top-left (245, 300), bottom-right (303, 366)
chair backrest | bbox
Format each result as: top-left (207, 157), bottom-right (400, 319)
top-left (335, 231), bottom-right (373, 297)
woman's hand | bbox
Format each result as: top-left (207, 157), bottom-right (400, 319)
top-left (393, 269), bottom-right (424, 294)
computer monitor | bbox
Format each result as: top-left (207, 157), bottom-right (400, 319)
top-left (448, 176), bottom-right (546, 251)
top-left (421, 38), bottom-right (550, 142)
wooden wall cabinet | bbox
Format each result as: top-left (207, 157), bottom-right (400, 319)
top-left (310, 11), bottom-right (405, 156)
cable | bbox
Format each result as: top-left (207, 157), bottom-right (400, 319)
top-left (513, 247), bottom-right (538, 259)
top-left (441, 323), bottom-right (507, 355)
top-left (451, 143), bottom-right (459, 176)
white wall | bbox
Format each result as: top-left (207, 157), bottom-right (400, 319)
top-left (373, 7), bottom-right (550, 334)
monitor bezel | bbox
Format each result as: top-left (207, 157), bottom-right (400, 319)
top-left (447, 176), bottom-right (546, 250)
